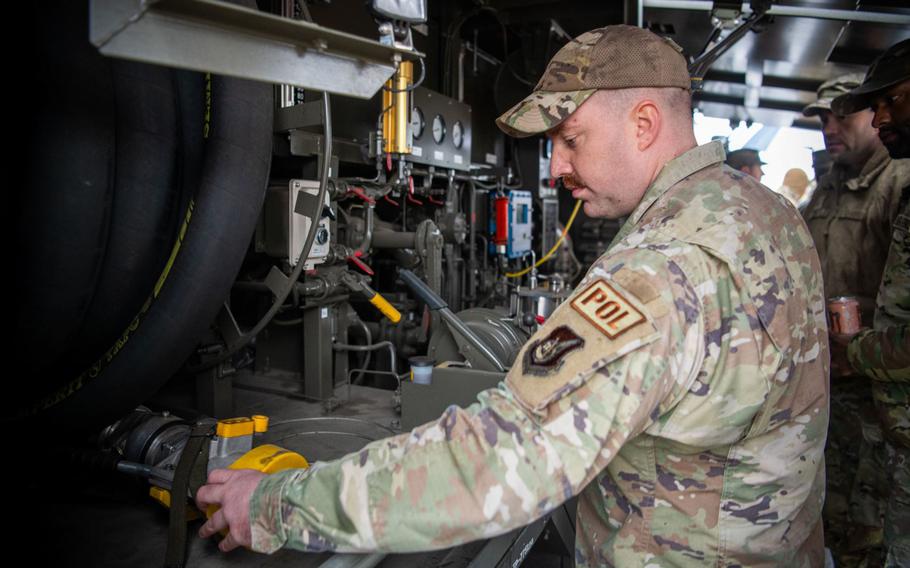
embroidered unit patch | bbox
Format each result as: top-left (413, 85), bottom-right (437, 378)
top-left (571, 279), bottom-right (645, 339)
top-left (522, 325), bottom-right (585, 376)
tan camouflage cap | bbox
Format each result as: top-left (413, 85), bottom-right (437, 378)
top-left (802, 73), bottom-right (864, 117)
top-left (495, 25), bottom-right (690, 138)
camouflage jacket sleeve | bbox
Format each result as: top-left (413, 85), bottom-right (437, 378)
top-left (847, 187), bottom-right (910, 382)
top-left (847, 326), bottom-right (910, 381)
top-left (248, 247), bottom-right (703, 554)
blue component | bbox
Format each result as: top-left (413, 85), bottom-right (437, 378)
top-left (489, 190), bottom-right (534, 259)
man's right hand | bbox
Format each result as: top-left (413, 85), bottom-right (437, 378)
top-left (195, 468), bottom-right (266, 552)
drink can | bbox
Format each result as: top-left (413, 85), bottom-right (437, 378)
top-left (827, 296), bottom-right (861, 335)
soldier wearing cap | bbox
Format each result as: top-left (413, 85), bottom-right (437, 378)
top-left (195, 26), bottom-right (828, 566)
top-left (831, 38), bottom-right (910, 568)
top-left (801, 71), bottom-right (910, 566)
top-left (725, 147), bottom-right (766, 181)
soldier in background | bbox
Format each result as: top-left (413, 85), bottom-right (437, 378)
top-left (832, 38), bottom-right (910, 568)
top-left (801, 72), bottom-right (910, 567)
top-left (195, 26), bottom-right (829, 566)
top-left (725, 147), bottom-right (765, 181)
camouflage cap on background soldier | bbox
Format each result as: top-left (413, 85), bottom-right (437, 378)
top-left (802, 73), bottom-right (865, 117)
top-left (495, 25), bottom-right (690, 138)
top-left (832, 38), bottom-right (910, 116)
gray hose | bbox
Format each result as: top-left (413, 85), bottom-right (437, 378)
top-left (193, 92), bottom-right (332, 371)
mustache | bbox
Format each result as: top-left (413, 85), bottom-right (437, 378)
top-left (561, 175), bottom-right (584, 189)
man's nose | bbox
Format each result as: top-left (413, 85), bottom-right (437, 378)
top-left (822, 118), bottom-right (840, 138)
top-left (550, 145), bottom-right (571, 180)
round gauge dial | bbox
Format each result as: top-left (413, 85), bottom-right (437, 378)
top-left (432, 114), bottom-right (446, 144)
top-left (452, 120), bottom-right (464, 149)
top-left (410, 106), bottom-right (425, 139)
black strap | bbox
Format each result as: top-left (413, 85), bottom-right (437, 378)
top-left (164, 422), bottom-right (215, 568)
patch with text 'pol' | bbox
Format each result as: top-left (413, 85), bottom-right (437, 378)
top-left (571, 279), bottom-right (645, 339)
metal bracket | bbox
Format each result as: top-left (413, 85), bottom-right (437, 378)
top-left (90, 0), bottom-right (423, 99)
top-left (264, 266), bottom-right (289, 298)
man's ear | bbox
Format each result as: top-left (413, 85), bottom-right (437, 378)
top-left (634, 101), bottom-right (661, 151)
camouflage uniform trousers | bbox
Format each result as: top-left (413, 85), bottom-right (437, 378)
top-left (884, 440), bottom-right (910, 568)
top-left (824, 377), bottom-right (888, 566)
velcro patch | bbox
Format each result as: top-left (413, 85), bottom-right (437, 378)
top-left (507, 276), bottom-right (660, 413)
top-left (571, 279), bottom-right (645, 338)
top-left (522, 325), bottom-right (585, 376)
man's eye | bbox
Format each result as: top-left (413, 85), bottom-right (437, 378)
top-left (565, 137), bottom-right (577, 148)
top-left (888, 93), bottom-right (906, 106)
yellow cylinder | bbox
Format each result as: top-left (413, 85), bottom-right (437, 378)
top-left (252, 415), bottom-right (269, 433)
top-left (383, 61), bottom-right (413, 155)
top-left (369, 293), bottom-right (402, 324)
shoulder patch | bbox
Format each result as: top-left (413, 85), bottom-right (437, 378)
top-left (571, 279), bottom-right (646, 338)
top-left (522, 325), bottom-right (585, 376)
top-left (507, 276), bottom-right (661, 413)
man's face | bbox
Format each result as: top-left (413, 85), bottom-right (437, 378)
top-left (547, 94), bottom-right (648, 219)
top-left (871, 79), bottom-right (910, 159)
top-left (819, 108), bottom-right (880, 167)
top-left (744, 164), bottom-right (763, 182)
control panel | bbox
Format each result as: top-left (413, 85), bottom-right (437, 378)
top-left (409, 87), bottom-right (472, 172)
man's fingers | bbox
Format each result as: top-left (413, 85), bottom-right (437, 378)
top-left (195, 482), bottom-right (227, 509)
top-left (199, 508), bottom-right (227, 539)
top-left (219, 530), bottom-right (241, 553)
top-left (206, 468), bottom-right (237, 485)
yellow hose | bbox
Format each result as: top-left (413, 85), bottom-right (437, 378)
top-left (505, 199), bottom-right (583, 278)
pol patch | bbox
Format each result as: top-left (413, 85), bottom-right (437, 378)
top-left (522, 325), bottom-right (585, 377)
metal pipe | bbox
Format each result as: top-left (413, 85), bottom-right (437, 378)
top-left (354, 203), bottom-right (375, 256)
top-left (372, 230), bottom-right (418, 249)
top-left (350, 319), bottom-right (373, 384)
top-left (333, 340), bottom-right (397, 377)
top-left (642, 0), bottom-right (910, 25)
top-left (466, 180), bottom-right (477, 303)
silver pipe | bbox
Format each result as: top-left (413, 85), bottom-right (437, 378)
top-left (333, 341), bottom-right (397, 376)
top-left (642, 0), bottom-right (910, 24)
top-left (354, 203), bottom-right (375, 256)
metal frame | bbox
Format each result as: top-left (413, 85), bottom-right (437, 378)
top-left (643, 0), bottom-right (910, 26)
top-left (90, 0), bottom-right (424, 99)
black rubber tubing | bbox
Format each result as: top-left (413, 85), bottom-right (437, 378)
top-left (28, 72), bottom-right (273, 435)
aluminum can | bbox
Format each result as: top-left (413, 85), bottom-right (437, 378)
top-left (827, 296), bottom-right (862, 335)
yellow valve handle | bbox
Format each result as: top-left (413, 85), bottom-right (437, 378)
top-left (369, 293), bottom-right (402, 324)
top-left (205, 445), bottom-right (310, 530)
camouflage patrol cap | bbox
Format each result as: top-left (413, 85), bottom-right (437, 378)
top-left (802, 73), bottom-right (864, 117)
top-left (832, 39), bottom-right (910, 116)
top-left (495, 25), bottom-right (690, 138)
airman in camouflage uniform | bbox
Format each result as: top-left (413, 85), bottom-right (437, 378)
top-left (801, 73), bottom-right (909, 566)
top-left (198, 26), bottom-right (829, 566)
top-left (833, 38), bottom-right (910, 568)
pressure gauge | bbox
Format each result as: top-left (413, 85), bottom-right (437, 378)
top-left (410, 106), bottom-right (425, 139)
top-left (432, 114), bottom-right (446, 144)
top-left (452, 120), bottom-right (464, 149)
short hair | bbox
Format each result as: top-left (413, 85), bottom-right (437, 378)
top-left (595, 87), bottom-right (693, 123)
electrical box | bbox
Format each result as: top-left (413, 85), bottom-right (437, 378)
top-left (489, 190), bottom-right (533, 259)
top-left (258, 179), bottom-right (330, 269)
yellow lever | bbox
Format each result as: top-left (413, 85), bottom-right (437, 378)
top-left (369, 293), bottom-right (402, 324)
